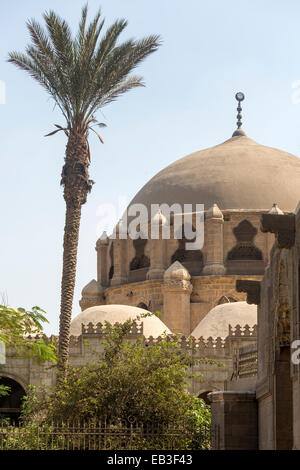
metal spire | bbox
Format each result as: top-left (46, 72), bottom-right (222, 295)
top-left (232, 92), bottom-right (246, 137)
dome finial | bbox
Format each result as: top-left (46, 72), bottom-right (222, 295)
top-left (232, 92), bottom-right (246, 137)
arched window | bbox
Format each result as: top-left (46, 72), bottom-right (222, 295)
top-left (130, 238), bottom-right (150, 271)
top-left (227, 220), bottom-right (263, 261)
top-left (0, 377), bottom-right (26, 423)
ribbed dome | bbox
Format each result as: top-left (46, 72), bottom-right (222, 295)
top-left (70, 305), bottom-right (171, 338)
top-left (129, 134), bottom-right (300, 213)
top-left (191, 301), bottom-right (257, 338)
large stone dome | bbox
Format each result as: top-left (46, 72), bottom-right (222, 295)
top-left (70, 304), bottom-right (171, 338)
top-left (129, 134), bottom-right (300, 212)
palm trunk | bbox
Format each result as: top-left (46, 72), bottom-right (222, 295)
top-left (58, 131), bottom-right (92, 376)
top-left (58, 200), bottom-right (82, 373)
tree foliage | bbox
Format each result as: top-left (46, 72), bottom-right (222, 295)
top-left (0, 305), bottom-right (56, 366)
top-left (21, 316), bottom-right (214, 428)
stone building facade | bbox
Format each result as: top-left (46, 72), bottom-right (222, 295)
top-left (257, 203), bottom-right (300, 449)
top-left (0, 315), bottom-right (257, 420)
top-left (210, 202), bottom-right (300, 450)
top-left (1, 127), bottom-right (300, 428)
top-left (80, 208), bottom-right (272, 336)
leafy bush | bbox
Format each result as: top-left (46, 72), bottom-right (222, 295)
top-left (21, 316), bottom-right (215, 430)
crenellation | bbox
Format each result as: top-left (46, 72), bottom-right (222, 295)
top-left (228, 324), bottom-right (257, 338)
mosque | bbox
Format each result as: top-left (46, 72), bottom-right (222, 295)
top-left (79, 95), bottom-right (300, 338)
top-left (1, 95), bottom-right (300, 449)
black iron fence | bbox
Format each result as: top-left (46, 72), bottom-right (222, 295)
top-left (0, 419), bottom-right (211, 450)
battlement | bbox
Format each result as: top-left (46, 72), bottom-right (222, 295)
top-left (228, 324), bottom-right (257, 337)
top-left (25, 334), bottom-right (58, 344)
top-left (21, 323), bottom-right (257, 352)
top-left (144, 335), bottom-right (227, 350)
top-left (81, 320), bottom-right (144, 336)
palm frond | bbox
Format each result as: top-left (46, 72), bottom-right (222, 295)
top-left (99, 75), bottom-right (145, 108)
top-left (8, 4), bottom-right (161, 135)
top-left (43, 10), bottom-right (73, 71)
top-left (75, 3), bottom-right (88, 53)
top-left (8, 51), bottom-right (68, 122)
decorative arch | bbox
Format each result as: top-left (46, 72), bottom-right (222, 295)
top-left (137, 302), bottom-right (149, 310)
top-left (198, 391), bottom-right (213, 405)
top-left (0, 372), bottom-right (28, 392)
top-left (227, 220), bottom-right (263, 261)
top-left (211, 290), bottom-right (242, 309)
top-left (197, 386), bottom-right (219, 405)
top-left (217, 295), bottom-right (238, 305)
top-left (130, 237), bottom-right (150, 271)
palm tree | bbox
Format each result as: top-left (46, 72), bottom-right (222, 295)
top-left (8, 4), bottom-right (160, 375)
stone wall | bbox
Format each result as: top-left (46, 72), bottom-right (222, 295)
top-left (209, 391), bottom-right (258, 450)
top-left (190, 275), bottom-right (260, 332)
top-left (0, 324), bottom-right (257, 416)
top-left (256, 203), bottom-right (300, 449)
top-left (211, 201), bottom-right (300, 450)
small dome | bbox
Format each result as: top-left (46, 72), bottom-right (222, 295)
top-left (96, 231), bottom-right (109, 248)
top-left (206, 203), bottom-right (223, 220)
top-left (164, 261), bottom-right (191, 281)
top-left (70, 304), bottom-right (171, 337)
top-left (81, 279), bottom-right (104, 296)
top-left (268, 203), bottom-right (284, 215)
top-left (191, 301), bottom-right (257, 338)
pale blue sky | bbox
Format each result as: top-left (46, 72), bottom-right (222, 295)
top-left (1, 0), bottom-right (300, 335)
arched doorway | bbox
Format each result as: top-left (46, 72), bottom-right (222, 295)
top-left (198, 391), bottom-right (212, 405)
top-left (0, 377), bottom-right (26, 423)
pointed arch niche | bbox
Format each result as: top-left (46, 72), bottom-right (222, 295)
top-left (226, 219), bottom-right (264, 275)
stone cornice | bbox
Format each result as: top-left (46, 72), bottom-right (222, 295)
top-left (162, 279), bottom-right (193, 293)
top-left (256, 377), bottom-right (272, 401)
top-left (260, 213), bottom-right (295, 249)
top-left (208, 391), bottom-right (257, 403)
top-left (236, 279), bottom-right (261, 305)
top-left (104, 278), bottom-right (163, 295)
